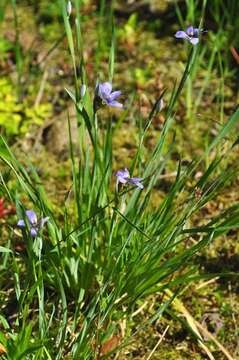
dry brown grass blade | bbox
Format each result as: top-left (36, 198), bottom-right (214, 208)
top-left (145, 325), bottom-right (169, 360)
top-left (165, 289), bottom-right (234, 360)
top-left (196, 277), bottom-right (220, 290)
top-left (195, 320), bottom-right (235, 360)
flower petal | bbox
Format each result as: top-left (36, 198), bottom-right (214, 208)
top-left (135, 182), bottom-right (144, 189)
top-left (117, 176), bottom-right (128, 184)
top-left (17, 219), bottom-right (25, 228)
top-left (98, 82), bottom-right (112, 98)
top-left (40, 217), bottom-right (49, 228)
top-left (26, 210), bottom-right (37, 225)
top-left (115, 168), bottom-right (130, 184)
top-left (192, 28), bottom-right (200, 37)
top-left (30, 227), bottom-right (38, 238)
top-left (186, 26), bottom-right (194, 36)
top-left (109, 90), bottom-right (122, 101)
top-left (128, 178), bottom-right (144, 189)
top-left (128, 177), bottom-right (144, 189)
top-left (175, 31), bottom-right (188, 39)
top-left (190, 37), bottom-right (199, 45)
top-left (129, 177), bottom-right (143, 182)
top-left (119, 169), bottom-right (130, 178)
top-left (108, 100), bottom-right (123, 108)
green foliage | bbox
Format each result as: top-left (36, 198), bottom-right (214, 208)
top-left (0, 53), bottom-right (238, 358)
top-left (118, 13), bottom-right (138, 41)
top-left (134, 67), bottom-right (152, 86)
top-left (39, 1), bottom-right (61, 18)
top-left (0, 0), bottom-right (238, 359)
top-left (0, 323), bottom-right (43, 360)
top-left (0, 78), bottom-right (52, 136)
top-left (0, 38), bottom-right (13, 60)
top-left (0, 0), bottom-right (7, 24)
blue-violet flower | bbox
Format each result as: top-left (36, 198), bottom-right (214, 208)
top-left (175, 26), bottom-right (204, 45)
top-left (17, 210), bottom-right (48, 238)
top-left (115, 168), bottom-right (144, 190)
top-left (128, 177), bottom-right (144, 189)
top-left (97, 82), bottom-right (123, 109)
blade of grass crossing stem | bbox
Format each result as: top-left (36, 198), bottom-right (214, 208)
top-left (126, 233), bottom-right (213, 300)
top-left (127, 136), bottom-right (175, 217)
top-left (125, 134), bottom-right (175, 218)
top-left (206, 106), bottom-right (239, 154)
top-left (131, 90), bottom-right (166, 173)
top-left (129, 218), bottom-right (210, 290)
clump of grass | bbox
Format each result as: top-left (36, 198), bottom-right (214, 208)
top-left (0, 0), bottom-right (238, 359)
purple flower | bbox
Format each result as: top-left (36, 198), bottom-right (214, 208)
top-left (175, 26), bottom-right (204, 45)
top-left (115, 168), bottom-right (144, 190)
top-left (128, 177), bottom-right (144, 189)
top-left (115, 168), bottom-right (130, 184)
top-left (17, 210), bottom-right (49, 238)
top-left (97, 82), bottom-right (123, 109)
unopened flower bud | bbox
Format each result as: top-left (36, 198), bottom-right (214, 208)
top-left (67, 1), bottom-right (72, 16)
top-left (156, 98), bottom-right (164, 113)
top-left (80, 84), bottom-right (86, 98)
